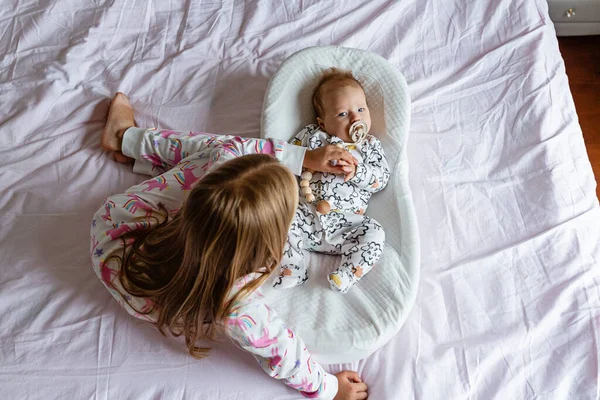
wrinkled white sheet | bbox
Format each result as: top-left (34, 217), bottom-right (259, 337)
top-left (0, 0), bottom-right (598, 399)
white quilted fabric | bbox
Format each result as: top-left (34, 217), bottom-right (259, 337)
top-left (261, 46), bottom-right (420, 363)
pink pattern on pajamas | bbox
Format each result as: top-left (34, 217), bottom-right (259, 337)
top-left (90, 128), bottom-right (336, 399)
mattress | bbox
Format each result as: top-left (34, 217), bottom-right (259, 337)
top-left (260, 46), bottom-right (419, 364)
top-left (1, 0), bottom-right (599, 399)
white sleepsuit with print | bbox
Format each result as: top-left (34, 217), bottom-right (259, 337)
top-left (273, 124), bottom-right (390, 293)
top-left (89, 127), bottom-right (339, 399)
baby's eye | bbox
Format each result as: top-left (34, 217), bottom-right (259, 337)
top-left (337, 112), bottom-right (348, 117)
top-left (358, 107), bottom-right (365, 112)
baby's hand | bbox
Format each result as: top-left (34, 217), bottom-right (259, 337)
top-left (343, 163), bottom-right (356, 182)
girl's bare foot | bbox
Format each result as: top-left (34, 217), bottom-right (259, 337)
top-left (101, 92), bottom-right (135, 163)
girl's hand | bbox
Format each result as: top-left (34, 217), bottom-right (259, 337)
top-left (303, 145), bottom-right (358, 175)
top-left (333, 371), bottom-right (368, 400)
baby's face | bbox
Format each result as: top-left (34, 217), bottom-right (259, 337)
top-left (317, 83), bottom-right (371, 142)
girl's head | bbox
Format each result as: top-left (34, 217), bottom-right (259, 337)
top-left (117, 154), bottom-right (298, 358)
top-left (312, 68), bottom-right (371, 142)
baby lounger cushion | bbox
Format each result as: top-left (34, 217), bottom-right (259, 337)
top-left (260, 46), bottom-right (419, 363)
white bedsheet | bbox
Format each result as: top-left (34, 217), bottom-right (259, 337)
top-left (1, 1), bottom-right (598, 399)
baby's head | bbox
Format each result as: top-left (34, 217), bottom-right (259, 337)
top-left (312, 68), bottom-right (371, 142)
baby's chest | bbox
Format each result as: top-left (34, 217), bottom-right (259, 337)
top-left (348, 148), bottom-right (364, 163)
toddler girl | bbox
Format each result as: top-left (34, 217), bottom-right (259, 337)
top-left (92, 93), bottom-right (367, 399)
top-left (274, 69), bottom-right (390, 294)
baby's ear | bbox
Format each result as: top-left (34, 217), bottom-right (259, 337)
top-left (317, 117), bottom-right (325, 129)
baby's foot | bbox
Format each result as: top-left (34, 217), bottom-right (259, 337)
top-left (328, 266), bottom-right (363, 293)
top-left (101, 92), bottom-right (135, 163)
top-left (273, 265), bottom-right (308, 289)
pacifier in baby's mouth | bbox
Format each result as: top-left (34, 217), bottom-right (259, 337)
top-left (349, 121), bottom-right (368, 143)
top-left (329, 121), bottom-right (368, 166)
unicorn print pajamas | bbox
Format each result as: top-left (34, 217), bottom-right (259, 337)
top-left (90, 127), bottom-right (338, 398)
top-left (274, 124), bottom-right (390, 293)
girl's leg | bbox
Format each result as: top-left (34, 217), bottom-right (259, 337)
top-left (101, 93), bottom-right (223, 175)
top-left (100, 93), bottom-right (135, 163)
top-left (122, 127), bottom-right (217, 176)
top-left (326, 214), bottom-right (385, 293)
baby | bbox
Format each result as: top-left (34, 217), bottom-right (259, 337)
top-left (274, 68), bottom-right (390, 293)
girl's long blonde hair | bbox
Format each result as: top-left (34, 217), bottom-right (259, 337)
top-left (114, 154), bottom-right (298, 358)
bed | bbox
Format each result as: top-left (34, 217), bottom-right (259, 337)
top-left (1, 0), bottom-right (598, 399)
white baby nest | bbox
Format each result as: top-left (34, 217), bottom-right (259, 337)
top-left (261, 46), bottom-right (419, 363)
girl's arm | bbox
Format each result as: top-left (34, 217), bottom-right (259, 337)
top-left (119, 125), bottom-right (355, 178)
top-left (349, 136), bottom-right (391, 193)
top-left (121, 128), bottom-right (307, 177)
top-left (198, 136), bottom-right (306, 177)
top-left (291, 125), bottom-right (359, 175)
top-left (227, 301), bottom-right (338, 399)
